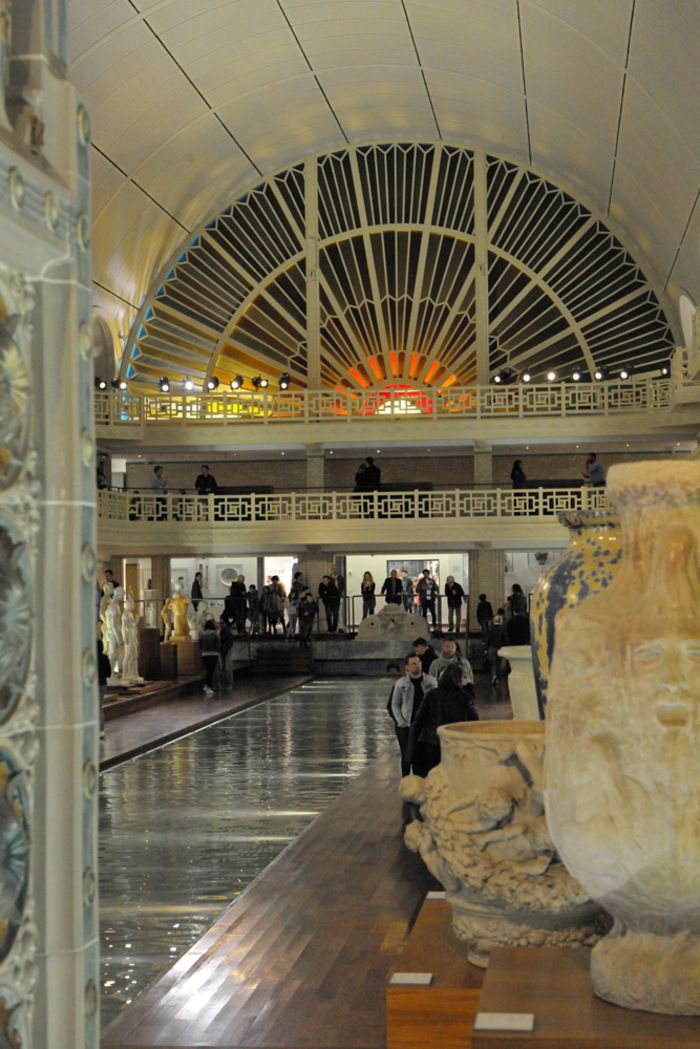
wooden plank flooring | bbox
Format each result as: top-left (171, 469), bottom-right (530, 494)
top-left (102, 746), bottom-right (436, 1049)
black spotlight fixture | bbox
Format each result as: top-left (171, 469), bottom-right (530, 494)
top-left (521, 371), bottom-right (532, 383)
top-left (279, 372), bottom-right (290, 390)
top-left (206, 376), bottom-right (220, 391)
top-left (493, 367), bottom-right (516, 385)
top-left (183, 376), bottom-right (194, 391)
top-left (593, 365), bottom-right (609, 381)
top-left (230, 375), bottom-right (244, 390)
top-left (619, 365), bottom-right (633, 380)
top-left (159, 376), bottom-right (170, 392)
top-left (572, 368), bottom-right (582, 382)
top-left (252, 375), bottom-right (269, 389)
top-left (111, 378), bottom-right (127, 391)
top-left (661, 364), bottom-right (669, 377)
top-left (95, 376), bottom-right (107, 391)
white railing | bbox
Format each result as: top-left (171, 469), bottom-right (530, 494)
top-left (94, 378), bottom-right (673, 429)
top-left (98, 486), bottom-right (611, 525)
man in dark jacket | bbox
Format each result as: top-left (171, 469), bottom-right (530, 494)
top-left (190, 571), bottom-right (203, 611)
top-left (224, 576), bottom-right (247, 633)
top-left (445, 575), bottom-right (466, 634)
top-left (413, 637), bottom-right (438, 675)
top-left (381, 569), bottom-right (403, 605)
top-left (318, 575), bottom-right (340, 632)
top-left (194, 464), bottom-right (218, 494)
top-left (416, 569), bottom-right (439, 629)
top-left (363, 456), bottom-right (381, 487)
top-left (408, 663), bottom-right (478, 775)
top-left (476, 593), bottom-right (494, 641)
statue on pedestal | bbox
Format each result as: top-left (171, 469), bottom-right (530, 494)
top-left (103, 584), bottom-right (124, 678)
top-left (161, 583), bottom-right (190, 641)
top-left (121, 594), bottom-right (142, 683)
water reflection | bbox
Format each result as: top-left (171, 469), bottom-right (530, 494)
top-left (99, 678), bottom-right (395, 1029)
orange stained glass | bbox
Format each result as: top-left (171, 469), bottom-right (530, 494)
top-left (424, 361), bottom-right (441, 385)
top-left (440, 373), bottom-right (458, 388)
top-left (389, 351), bottom-right (399, 376)
top-left (348, 367), bottom-right (369, 388)
top-left (368, 357), bottom-right (384, 381)
top-left (409, 352), bottom-right (422, 378)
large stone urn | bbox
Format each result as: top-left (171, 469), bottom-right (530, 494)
top-left (545, 461), bottom-right (700, 1014)
top-left (404, 721), bottom-right (605, 967)
top-left (530, 510), bottom-right (621, 715)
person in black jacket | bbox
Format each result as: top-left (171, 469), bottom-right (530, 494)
top-left (199, 618), bottom-right (220, 695)
top-left (381, 568), bottom-right (403, 605)
top-left (413, 637), bottom-right (438, 675)
top-left (510, 459), bottom-right (527, 489)
top-left (318, 574), bottom-right (340, 632)
top-left (191, 571), bottom-right (203, 611)
top-left (363, 456), bottom-right (381, 487)
top-left (445, 575), bottom-right (466, 634)
top-left (408, 663), bottom-right (478, 776)
top-left (476, 593), bottom-right (494, 641)
top-left (224, 576), bottom-right (247, 633)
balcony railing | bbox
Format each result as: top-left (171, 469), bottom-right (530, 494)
top-left (98, 485), bottom-right (611, 525)
top-left (94, 378), bottom-right (673, 430)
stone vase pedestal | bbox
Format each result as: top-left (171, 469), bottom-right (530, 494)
top-left (530, 510), bottom-right (621, 714)
top-left (497, 645), bottom-right (539, 720)
top-left (545, 461), bottom-right (700, 1015)
top-left (403, 721), bottom-right (604, 967)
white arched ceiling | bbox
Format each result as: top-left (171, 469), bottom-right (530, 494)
top-left (70, 0), bottom-right (699, 346)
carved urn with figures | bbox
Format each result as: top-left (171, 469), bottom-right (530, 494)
top-left (545, 461), bottom-right (700, 1014)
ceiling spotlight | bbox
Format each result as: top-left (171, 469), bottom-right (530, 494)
top-left (95, 377), bottom-right (107, 391)
top-left (111, 378), bottom-right (127, 391)
top-left (522, 371), bottom-right (531, 383)
top-left (661, 365), bottom-right (669, 376)
top-left (593, 366), bottom-right (609, 381)
top-left (252, 376), bottom-right (269, 389)
top-left (159, 376), bottom-right (170, 392)
top-left (206, 376), bottom-right (220, 391)
top-left (279, 372), bottom-right (290, 390)
top-left (183, 377), bottom-right (194, 391)
top-left (619, 366), bottom-right (632, 380)
top-left (230, 375), bottom-right (243, 390)
top-left (572, 369), bottom-right (582, 382)
top-left (546, 370), bottom-right (557, 382)
top-left (493, 373), bottom-right (502, 384)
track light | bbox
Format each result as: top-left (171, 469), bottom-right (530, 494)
top-left (619, 366), bottom-right (633, 380)
top-left (493, 373), bottom-right (502, 384)
top-left (522, 371), bottom-right (531, 383)
top-left (661, 365), bottom-right (669, 376)
top-left (593, 366), bottom-right (609, 381)
top-left (572, 369), bottom-right (582, 382)
top-left (159, 376), bottom-right (170, 392)
top-left (546, 370), bottom-right (557, 382)
top-left (230, 375), bottom-right (243, 390)
top-left (252, 375), bottom-right (269, 389)
top-left (95, 377), bottom-right (107, 390)
top-left (183, 377), bottom-right (194, 391)
top-left (206, 376), bottom-right (220, 391)
top-left (111, 378), bottom-right (127, 391)
top-left (493, 368), bottom-right (515, 385)
top-left (279, 372), bottom-right (290, 390)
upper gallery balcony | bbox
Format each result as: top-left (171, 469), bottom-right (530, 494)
top-left (92, 373), bottom-right (700, 450)
top-left (97, 483), bottom-right (611, 556)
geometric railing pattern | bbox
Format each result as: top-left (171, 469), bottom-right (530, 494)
top-left (98, 486), bottom-right (611, 525)
top-left (122, 144), bottom-right (675, 393)
top-left (95, 376), bottom-right (672, 430)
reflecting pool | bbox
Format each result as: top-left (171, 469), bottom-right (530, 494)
top-left (99, 678), bottom-right (396, 1029)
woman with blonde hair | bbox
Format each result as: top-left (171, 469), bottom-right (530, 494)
top-left (361, 571), bottom-right (376, 618)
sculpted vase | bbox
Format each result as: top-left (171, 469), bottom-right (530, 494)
top-left (404, 721), bottom-right (605, 967)
top-left (545, 461), bottom-right (700, 1014)
top-left (530, 510), bottom-right (621, 714)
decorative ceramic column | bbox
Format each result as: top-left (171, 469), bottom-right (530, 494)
top-left (0, 4), bottom-right (98, 1042)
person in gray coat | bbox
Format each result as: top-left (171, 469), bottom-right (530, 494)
top-left (389, 653), bottom-right (438, 776)
top-left (429, 637), bottom-right (474, 685)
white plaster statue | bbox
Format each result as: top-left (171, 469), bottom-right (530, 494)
top-left (160, 582), bottom-right (190, 641)
top-left (545, 461), bottom-right (700, 1014)
top-left (188, 599), bottom-right (209, 642)
top-left (104, 585), bottom-right (124, 677)
top-left (403, 720), bottom-right (606, 967)
top-left (120, 595), bottom-right (142, 683)
top-left (356, 604), bottom-right (428, 642)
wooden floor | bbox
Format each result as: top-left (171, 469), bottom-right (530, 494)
top-left (102, 746), bottom-right (436, 1049)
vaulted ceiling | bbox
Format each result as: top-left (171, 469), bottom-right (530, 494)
top-left (69, 0), bottom-right (700, 354)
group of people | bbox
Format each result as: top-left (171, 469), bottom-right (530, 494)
top-left (361, 569), bottom-right (466, 631)
top-left (509, 452), bottom-right (607, 489)
top-left (389, 638), bottom-right (478, 777)
top-left (476, 584), bottom-right (530, 685)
